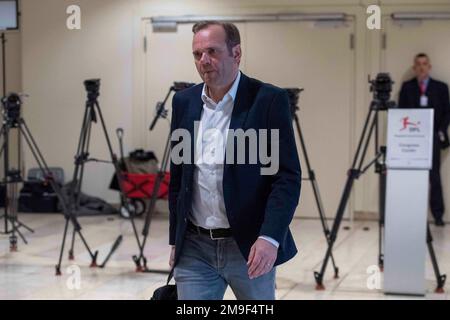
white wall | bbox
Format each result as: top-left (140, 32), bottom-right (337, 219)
top-left (19, 0), bottom-right (450, 220)
top-left (21, 0), bottom-right (137, 201)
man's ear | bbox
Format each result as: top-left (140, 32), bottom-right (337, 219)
top-left (233, 44), bottom-right (242, 63)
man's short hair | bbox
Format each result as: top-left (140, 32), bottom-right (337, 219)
top-left (192, 21), bottom-right (241, 54)
top-left (415, 53), bottom-right (430, 61)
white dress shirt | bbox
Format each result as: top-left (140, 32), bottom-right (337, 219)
top-left (190, 71), bottom-right (279, 248)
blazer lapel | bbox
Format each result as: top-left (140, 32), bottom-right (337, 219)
top-left (223, 73), bottom-right (252, 201)
top-left (187, 86), bottom-right (203, 128)
top-left (185, 85), bottom-right (203, 172)
top-left (427, 78), bottom-right (436, 102)
top-left (229, 73), bottom-right (251, 131)
top-left (412, 79), bottom-right (421, 108)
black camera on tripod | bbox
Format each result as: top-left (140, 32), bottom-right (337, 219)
top-left (369, 73), bottom-right (395, 109)
top-left (284, 88), bottom-right (304, 118)
top-left (1, 92), bottom-right (22, 123)
top-left (172, 82), bottom-right (195, 92)
top-left (84, 79), bottom-right (100, 101)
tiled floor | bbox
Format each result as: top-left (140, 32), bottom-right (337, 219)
top-left (0, 212), bottom-right (449, 300)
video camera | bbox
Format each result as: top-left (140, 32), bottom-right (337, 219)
top-left (1, 92), bottom-right (22, 122)
top-left (369, 73), bottom-right (395, 109)
top-left (172, 82), bottom-right (195, 92)
top-left (284, 88), bottom-right (304, 117)
top-left (84, 79), bottom-right (101, 102)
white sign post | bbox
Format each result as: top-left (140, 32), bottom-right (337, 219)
top-left (384, 108), bottom-right (434, 296)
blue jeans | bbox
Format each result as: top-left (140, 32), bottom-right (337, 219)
top-left (174, 228), bottom-right (276, 300)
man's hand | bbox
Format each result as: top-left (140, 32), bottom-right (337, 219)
top-left (247, 238), bottom-right (277, 279)
top-left (169, 246), bottom-right (175, 268)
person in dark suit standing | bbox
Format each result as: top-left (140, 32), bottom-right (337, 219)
top-left (168, 21), bottom-right (301, 299)
top-left (398, 53), bottom-right (450, 226)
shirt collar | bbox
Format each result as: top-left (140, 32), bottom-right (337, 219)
top-left (418, 77), bottom-right (430, 86)
top-left (201, 71), bottom-right (241, 105)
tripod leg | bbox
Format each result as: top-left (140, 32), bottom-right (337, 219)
top-left (74, 115), bottom-right (93, 210)
top-left (72, 107), bottom-right (93, 211)
top-left (99, 235), bottom-right (123, 268)
top-left (9, 216), bottom-right (18, 251)
top-left (10, 218), bottom-right (27, 244)
top-left (17, 120), bottom-right (99, 268)
top-left (94, 102), bottom-right (141, 260)
top-left (314, 171), bottom-right (358, 289)
top-left (378, 218), bottom-right (384, 271)
top-left (314, 108), bottom-right (377, 289)
top-left (9, 231), bottom-right (18, 251)
top-left (68, 227), bottom-right (76, 260)
top-left (74, 227), bottom-right (98, 267)
top-left (294, 114), bottom-right (339, 278)
top-left (56, 217), bottom-right (70, 276)
top-left (67, 214), bottom-right (98, 265)
top-left (135, 172), bottom-right (171, 274)
top-left (13, 219), bottom-right (35, 233)
top-left (10, 181), bottom-right (26, 246)
top-left (0, 125), bottom-right (6, 158)
top-left (134, 183), bottom-right (159, 271)
top-left (311, 179), bottom-right (339, 278)
top-left (61, 107), bottom-right (101, 266)
top-left (426, 225), bottom-right (446, 293)
top-left (135, 134), bottom-right (171, 272)
top-left (378, 164), bottom-right (386, 271)
top-left (8, 181), bottom-right (20, 251)
top-left (2, 124), bottom-right (9, 234)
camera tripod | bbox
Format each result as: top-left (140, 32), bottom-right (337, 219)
top-left (0, 94), bottom-right (71, 252)
top-left (0, 122), bottom-right (36, 249)
top-left (313, 74), bottom-right (446, 293)
top-left (55, 79), bottom-right (139, 274)
top-left (133, 82), bottom-right (194, 273)
top-left (286, 88), bottom-right (339, 279)
top-left (0, 32), bottom-right (35, 248)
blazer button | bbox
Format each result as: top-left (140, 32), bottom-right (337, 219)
top-left (185, 187), bottom-right (189, 192)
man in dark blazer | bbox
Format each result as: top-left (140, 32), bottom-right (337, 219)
top-left (398, 53), bottom-right (450, 226)
top-left (168, 21), bottom-right (301, 300)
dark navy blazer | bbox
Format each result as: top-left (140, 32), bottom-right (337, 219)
top-left (168, 73), bottom-right (301, 267)
top-left (399, 77), bottom-right (450, 135)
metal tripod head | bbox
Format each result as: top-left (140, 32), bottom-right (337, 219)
top-left (370, 97), bottom-right (397, 111)
top-left (149, 82), bottom-right (195, 131)
top-left (86, 92), bottom-right (100, 104)
top-left (84, 79), bottom-right (100, 100)
top-left (1, 92), bottom-right (25, 127)
top-left (369, 73), bottom-right (396, 111)
top-left (284, 87), bottom-right (304, 118)
top-left (84, 79), bottom-right (101, 122)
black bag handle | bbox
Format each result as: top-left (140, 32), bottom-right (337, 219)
top-left (166, 268), bottom-right (174, 285)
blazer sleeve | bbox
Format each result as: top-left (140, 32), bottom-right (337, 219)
top-left (398, 82), bottom-right (408, 109)
top-left (168, 93), bottom-right (182, 245)
top-left (438, 83), bottom-right (450, 133)
top-left (259, 90), bottom-right (302, 245)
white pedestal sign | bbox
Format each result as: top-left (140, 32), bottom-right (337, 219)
top-left (384, 108), bottom-right (434, 296)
